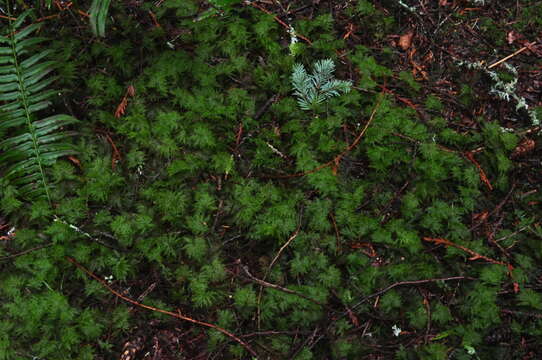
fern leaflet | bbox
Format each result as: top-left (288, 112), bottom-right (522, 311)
top-left (0, 10), bottom-right (78, 202)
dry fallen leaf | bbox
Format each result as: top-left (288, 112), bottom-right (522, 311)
top-left (127, 85), bottom-right (136, 97)
top-left (346, 308), bottom-right (360, 327)
top-left (511, 138), bottom-right (535, 158)
top-left (114, 85), bottom-right (136, 118)
top-left (507, 30), bottom-right (522, 45)
top-left (68, 156), bottom-right (82, 168)
top-left (399, 30), bottom-right (414, 50)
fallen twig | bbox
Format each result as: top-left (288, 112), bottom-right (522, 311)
top-left (255, 225), bottom-right (301, 327)
top-left (0, 14), bottom-right (17, 21)
top-left (254, 95), bottom-right (279, 120)
top-left (488, 42), bottom-right (537, 69)
top-left (128, 282), bottom-right (157, 314)
top-left (241, 330), bottom-right (312, 338)
top-left (35, 14), bottom-right (60, 22)
top-left (349, 276), bottom-right (472, 313)
top-left (148, 10), bottom-right (161, 28)
top-left (96, 129), bottom-right (122, 170)
top-left (423, 237), bottom-right (506, 265)
top-left (391, 132), bottom-right (456, 153)
top-left (470, 183), bottom-right (516, 233)
top-left (501, 309), bottom-right (542, 319)
top-left (0, 243), bottom-right (53, 261)
top-left (267, 227), bottom-right (301, 277)
top-left (464, 151), bottom-right (493, 191)
top-left (274, 94), bottom-right (383, 179)
top-left (114, 85), bottom-right (136, 118)
top-left (67, 257), bottom-right (258, 358)
top-left (245, 1), bottom-right (312, 45)
top-left (240, 264), bottom-right (330, 309)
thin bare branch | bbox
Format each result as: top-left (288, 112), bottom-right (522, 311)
top-left (66, 257), bottom-right (258, 358)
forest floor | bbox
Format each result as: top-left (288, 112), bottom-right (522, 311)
top-left (1, 0), bottom-right (542, 359)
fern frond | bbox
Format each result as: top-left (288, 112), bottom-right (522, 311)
top-left (89, 0), bottom-right (111, 37)
top-left (0, 10), bottom-right (78, 202)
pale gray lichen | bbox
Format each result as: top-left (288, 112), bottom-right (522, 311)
top-left (456, 60), bottom-right (539, 127)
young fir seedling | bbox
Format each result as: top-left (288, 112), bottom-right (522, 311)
top-left (291, 59), bottom-right (352, 111)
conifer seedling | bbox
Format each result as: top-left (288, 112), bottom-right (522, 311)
top-left (291, 59), bottom-right (352, 111)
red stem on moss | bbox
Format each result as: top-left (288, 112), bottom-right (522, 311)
top-left (66, 256), bottom-right (258, 358)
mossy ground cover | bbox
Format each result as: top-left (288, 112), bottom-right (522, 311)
top-left (1, 0), bottom-right (541, 359)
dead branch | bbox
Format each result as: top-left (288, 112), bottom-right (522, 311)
top-left (0, 243), bottom-right (53, 261)
top-left (245, 1), bottom-right (312, 45)
top-left (240, 265), bottom-right (331, 310)
top-left (66, 257), bottom-right (258, 358)
top-left (274, 94), bottom-right (383, 179)
top-left (422, 237), bottom-right (506, 265)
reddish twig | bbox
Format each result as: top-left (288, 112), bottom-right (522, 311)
top-left (240, 264), bottom-right (330, 309)
top-left (350, 242), bottom-right (378, 258)
top-left (235, 122), bottom-right (243, 147)
top-left (66, 257), bottom-right (258, 358)
top-left (464, 151), bottom-right (493, 191)
top-left (54, 0), bottom-right (73, 11)
top-left (257, 223), bottom-right (302, 327)
top-left (0, 14), bottom-right (17, 21)
top-left (391, 132), bottom-right (456, 153)
top-left (67, 155), bottom-right (82, 169)
top-left (77, 9), bottom-right (90, 18)
top-left (378, 83), bottom-right (420, 112)
top-left (128, 282), bottom-right (157, 314)
top-left (245, 1), bottom-right (312, 45)
top-left (114, 97), bottom-right (129, 119)
top-left (390, 132), bottom-right (495, 192)
top-left (114, 85), bottom-right (136, 118)
top-left (0, 243), bottom-right (53, 261)
top-left (501, 309), bottom-right (542, 319)
top-left (423, 237), bottom-right (506, 265)
top-left (241, 330), bottom-right (312, 338)
top-left (105, 133), bottom-right (121, 169)
top-left (96, 129), bottom-right (122, 170)
top-left (342, 23), bottom-right (358, 40)
top-left (488, 42), bottom-right (537, 69)
top-left (377, 83), bottom-right (429, 116)
top-left (148, 10), bottom-right (161, 28)
top-left (347, 276), bottom-right (473, 314)
top-left (35, 14), bottom-right (61, 22)
top-left (267, 226), bottom-right (301, 274)
top-left (275, 94), bottom-right (383, 179)
top-left (346, 306), bottom-right (360, 327)
top-left (470, 183), bottom-right (516, 233)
